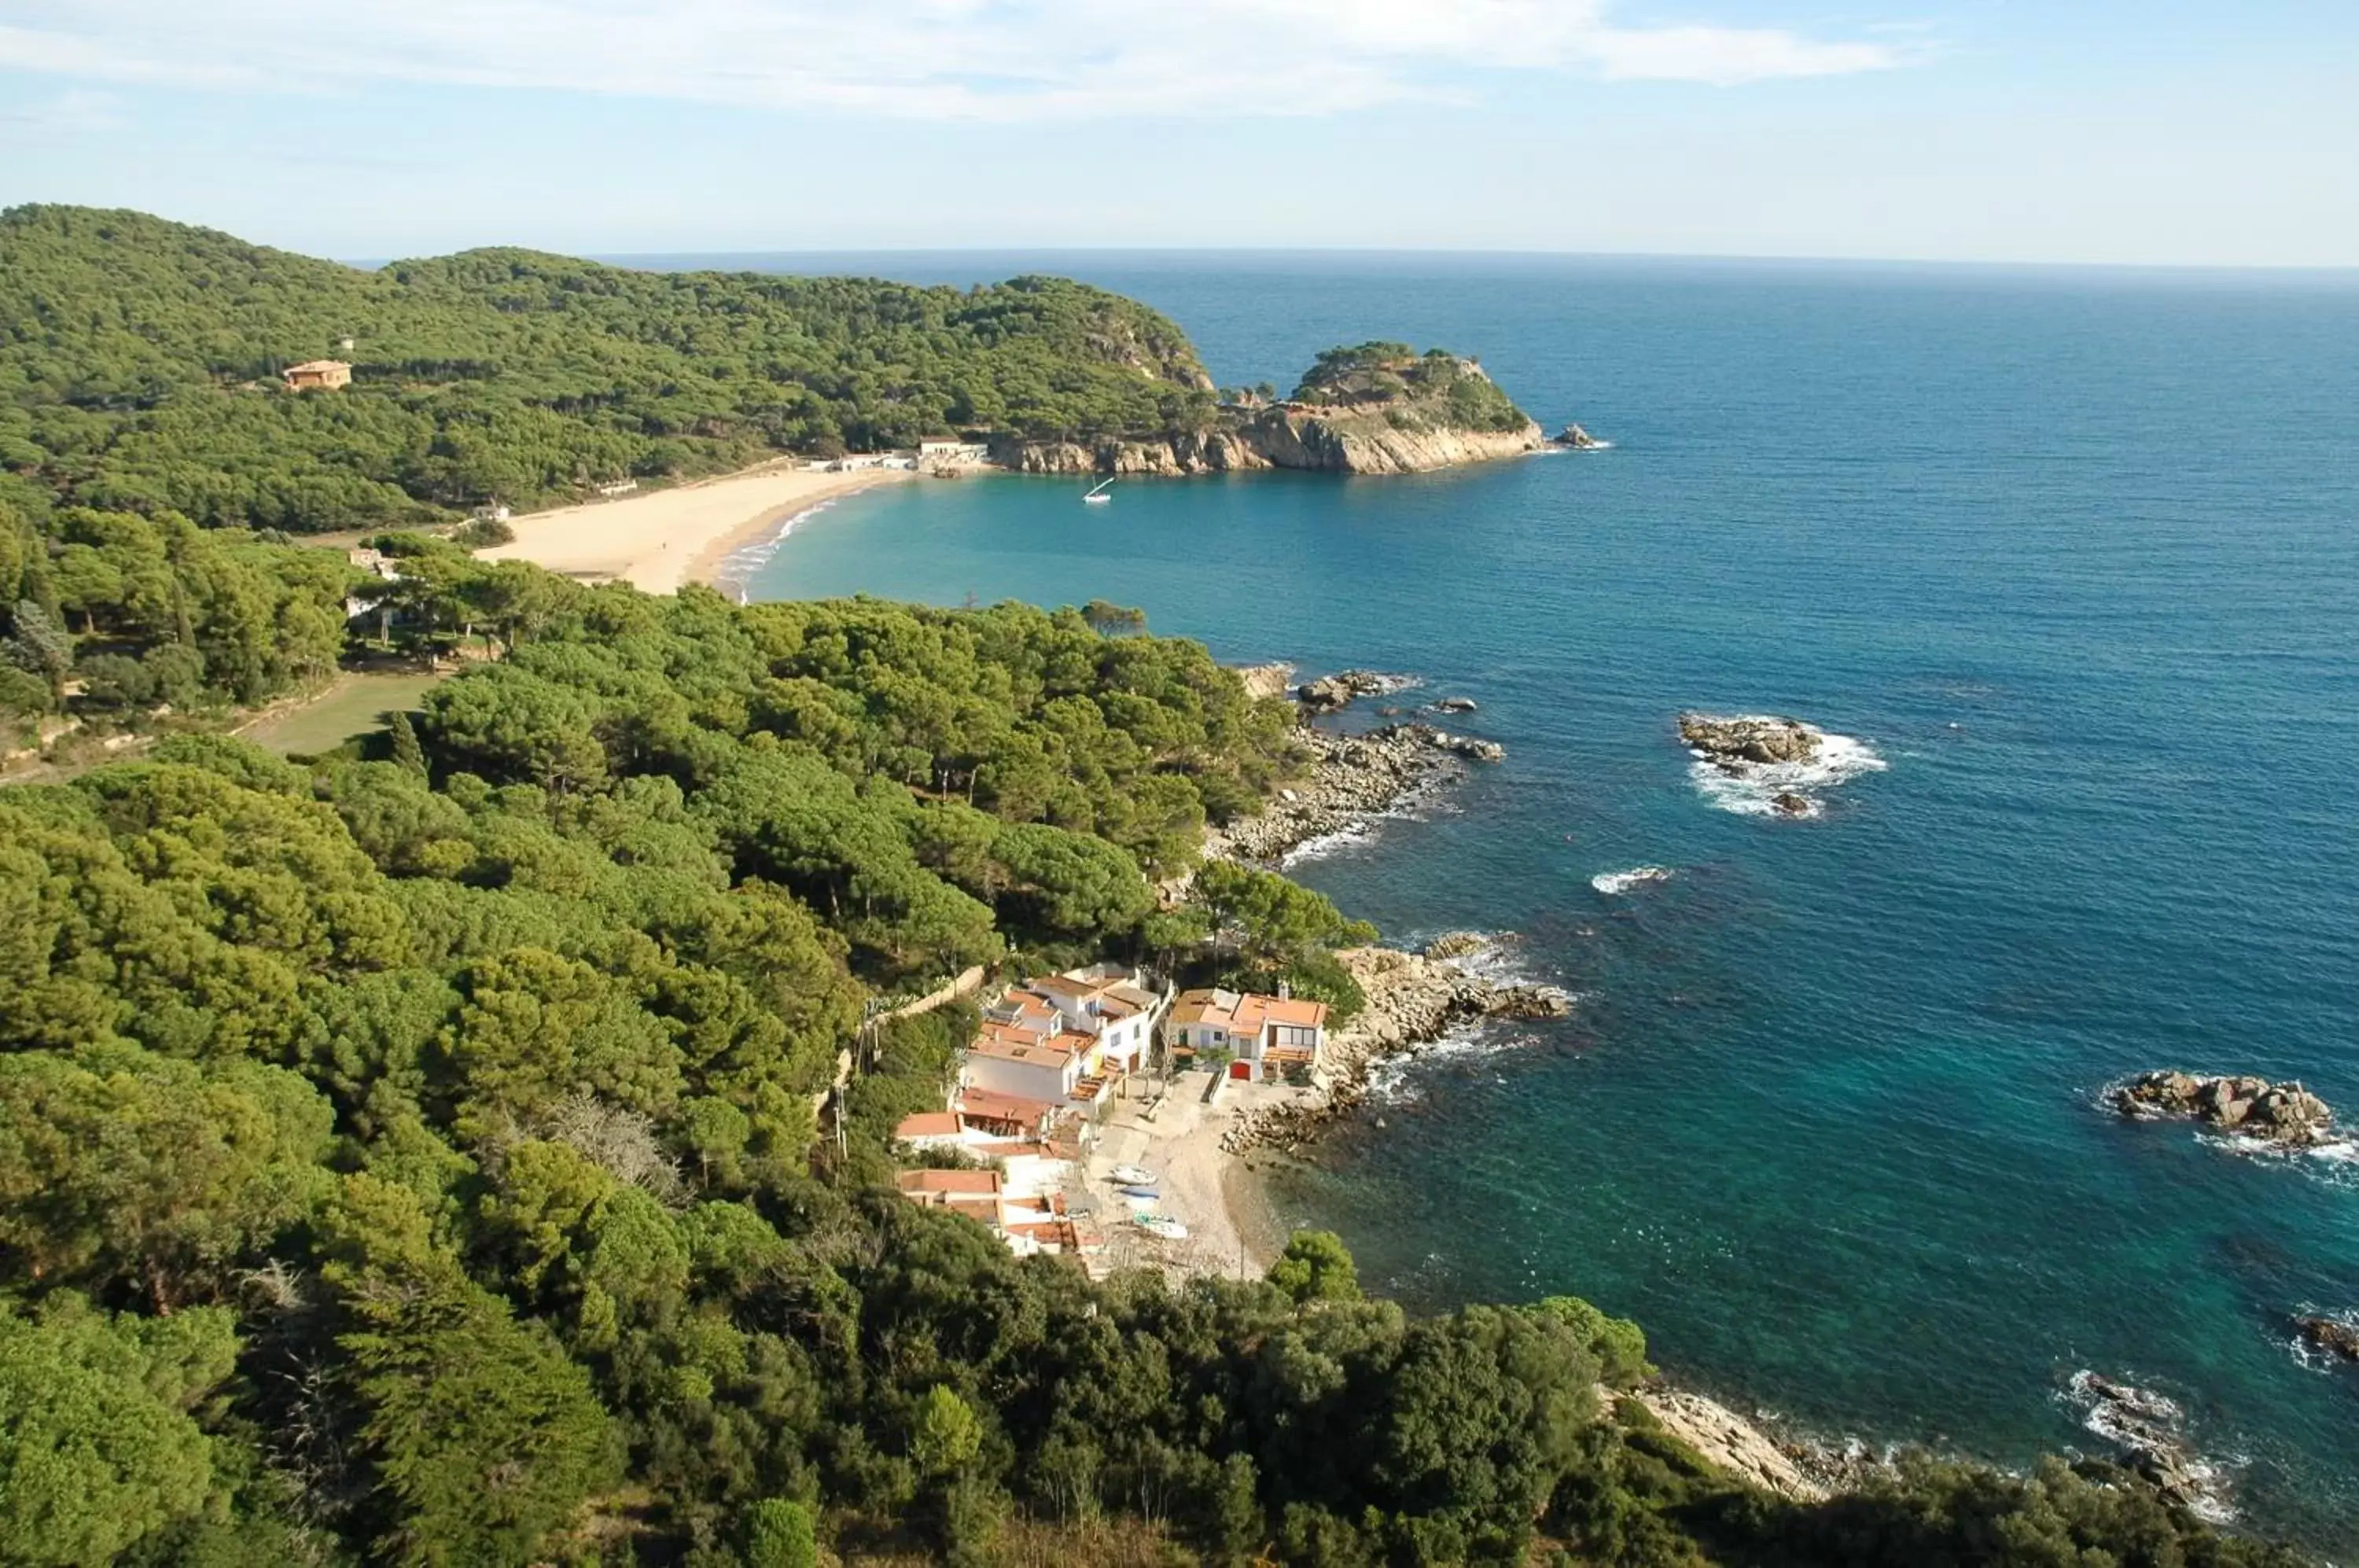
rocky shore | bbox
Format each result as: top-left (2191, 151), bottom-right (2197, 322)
top-left (2067, 1371), bottom-right (2226, 1518)
top-left (1220, 936), bottom-right (1570, 1155)
top-left (1628, 1388), bottom-right (1827, 1504)
top-left (1210, 722), bottom-right (1503, 863)
top-left (1295, 668), bottom-right (1417, 715)
top-left (2112, 1071), bottom-right (2336, 1147)
top-left (992, 399), bottom-right (1545, 477)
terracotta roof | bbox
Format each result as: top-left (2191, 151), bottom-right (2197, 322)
top-left (957, 1088), bottom-right (1059, 1129)
top-left (284, 359), bottom-right (350, 374)
top-left (893, 1111), bottom-right (961, 1141)
top-left (1171, 987), bottom-right (1328, 1035)
top-left (896, 1169), bottom-right (1000, 1194)
top-left (969, 1025), bottom-right (1091, 1066)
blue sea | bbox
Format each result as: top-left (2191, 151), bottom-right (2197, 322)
top-left (675, 252), bottom-right (2359, 1546)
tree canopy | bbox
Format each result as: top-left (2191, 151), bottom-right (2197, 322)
top-left (0, 204), bottom-right (1221, 534)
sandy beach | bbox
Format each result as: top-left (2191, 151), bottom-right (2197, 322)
top-left (1082, 1068), bottom-right (1307, 1283)
top-left (479, 464), bottom-right (914, 594)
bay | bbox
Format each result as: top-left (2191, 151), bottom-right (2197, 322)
top-left (704, 252), bottom-right (2359, 1547)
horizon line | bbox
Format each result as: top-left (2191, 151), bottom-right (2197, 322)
top-left (407, 244), bottom-right (2359, 280)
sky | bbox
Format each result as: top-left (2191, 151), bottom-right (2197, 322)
top-left (1, 0), bottom-right (2354, 267)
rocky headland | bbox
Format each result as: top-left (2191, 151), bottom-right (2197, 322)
top-left (1210, 722), bottom-right (1502, 863)
top-left (2112, 1071), bottom-right (2336, 1147)
top-left (994, 343), bottom-right (1548, 476)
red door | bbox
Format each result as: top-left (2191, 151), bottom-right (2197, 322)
top-left (1228, 1060), bottom-right (1252, 1082)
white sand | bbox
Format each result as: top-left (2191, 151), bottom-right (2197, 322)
top-left (479, 464), bottom-right (913, 594)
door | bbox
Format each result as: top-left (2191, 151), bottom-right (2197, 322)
top-left (1228, 1060), bottom-right (1252, 1082)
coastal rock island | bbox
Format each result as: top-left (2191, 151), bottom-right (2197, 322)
top-left (1680, 712), bottom-right (1826, 767)
top-left (998, 341), bottom-right (1548, 476)
top-left (2114, 1070), bottom-right (2336, 1146)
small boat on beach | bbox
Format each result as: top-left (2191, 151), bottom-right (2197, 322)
top-left (1109, 1163), bottom-right (1157, 1186)
top-left (1083, 477), bottom-right (1114, 506)
top-left (1136, 1215), bottom-right (1188, 1241)
top-left (1117, 1185), bottom-right (1161, 1201)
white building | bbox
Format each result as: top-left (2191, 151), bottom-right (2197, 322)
top-left (961, 965), bottom-right (1165, 1110)
top-left (1168, 987), bottom-right (1330, 1084)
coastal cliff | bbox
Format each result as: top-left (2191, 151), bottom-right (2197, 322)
top-left (992, 341), bottom-right (1548, 475)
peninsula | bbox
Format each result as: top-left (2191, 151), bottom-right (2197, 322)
top-left (0, 205), bottom-right (1551, 546)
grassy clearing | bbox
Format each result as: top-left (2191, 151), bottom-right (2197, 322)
top-left (237, 669), bottom-right (448, 756)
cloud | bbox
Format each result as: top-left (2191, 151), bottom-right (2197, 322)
top-left (0, 85), bottom-right (130, 131)
top-left (0, 1), bottom-right (1916, 120)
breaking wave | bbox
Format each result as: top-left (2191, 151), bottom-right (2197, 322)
top-left (1592, 865), bottom-right (1673, 895)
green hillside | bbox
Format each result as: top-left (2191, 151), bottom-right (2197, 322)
top-left (0, 205), bottom-right (1217, 532)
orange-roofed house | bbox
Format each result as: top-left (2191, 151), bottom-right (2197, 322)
top-left (892, 1110), bottom-right (963, 1150)
top-left (895, 1169), bottom-right (1007, 1230)
top-left (282, 359), bottom-right (351, 391)
top-left (1167, 986), bottom-right (1330, 1083)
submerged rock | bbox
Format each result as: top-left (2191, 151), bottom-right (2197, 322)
top-left (1433, 696), bottom-right (1479, 713)
top-left (2295, 1316), bottom-right (2359, 1362)
top-left (1771, 791), bottom-right (1812, 816)
top-left (2114, 1070), bottom-right (2335, 1147)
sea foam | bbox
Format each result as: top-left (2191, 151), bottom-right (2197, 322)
top-left (1592, 865), bottom-right (1673, 895)
top-left (709, 496), bottom-right (846, 603)
top-left (1687, 727), bottom-right (1886, 818)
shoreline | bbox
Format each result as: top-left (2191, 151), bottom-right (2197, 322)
top-left (479, 462), bottom-right (914, 595)
top-left (1177, 671), bottom-right (1832, 1510)
top-left (679, 469), bottom-right (911, 596)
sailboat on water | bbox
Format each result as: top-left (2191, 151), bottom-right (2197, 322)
top-left (1082, 477), bottom-right (1114, 506)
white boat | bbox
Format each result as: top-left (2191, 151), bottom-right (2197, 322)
top-left (1109, 1163), bottom-right (1157, 1186)
top-left (1082, 478), bottom-right (1114, 506)
top-left (1136, 1215), bottom-right (1188, 1241)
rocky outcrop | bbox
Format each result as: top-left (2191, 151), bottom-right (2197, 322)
top-left (1209, 723), bottom-right (1502, 863)
top-left (990, 429), bottom-right (1264, 476)
top-left (2066, 1372), bottom-right (2221, 1515)
top-left (1296, 669), bottom-right (1415, 716)
top-left (1680, 712), bottom-right (1824, 767)
top-left (991, 414), bottom-right (1544, 477)
top-left (1221, 936), bottom-right (1572, 1154)
top-left (2295, 1316), bottom-right (2359, 1362)
top-left (992, 347), bottom-right (1549, 476)
top-left (1236, 403), bottom-right (1545, 474)
top-left (1433, 697), bottom-right (1478, 713)
top-left (2113, 1071), bottom-right (2335, 1147)
top-left (1231, 662), bottom-right (1295, 701)
top-left (1422, 931), bottom-right (1490, 961)
top-left (1557, 423), bottom-right (1605, 450)
top-left (1628, 1388), bottom-right (1826, 1504)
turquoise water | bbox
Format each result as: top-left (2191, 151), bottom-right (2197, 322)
top-left (724, 255), bottom-right (2359, 1546)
